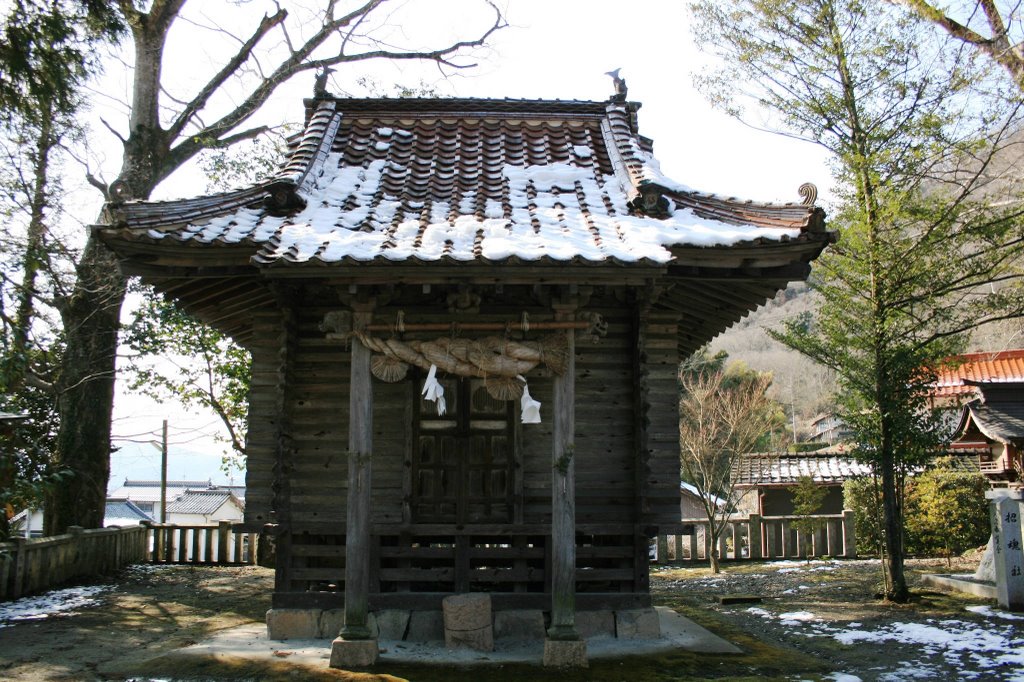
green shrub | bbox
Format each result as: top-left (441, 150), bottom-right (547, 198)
top-left (905, 461), bottom-right (989, 558)
top-left (843, 460), bottom-right (989, 558)
top-left (843, 476), bottom-right (884, 556)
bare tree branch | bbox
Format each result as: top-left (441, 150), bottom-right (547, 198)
top-left (165, 7), bottom-right (288, 142)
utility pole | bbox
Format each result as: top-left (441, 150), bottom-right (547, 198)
top-left (160, 419), bottom-right (168, 523)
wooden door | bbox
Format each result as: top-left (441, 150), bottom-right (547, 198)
top-left (413, 377), bottom-right (514, 524)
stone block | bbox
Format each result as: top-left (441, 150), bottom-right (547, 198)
top-left (615, 608), bottom-right (662, 640)
top-left (374, 609), bottom-right (411, 641)
top-left (442, 593), bottom-right (494, 651)
top-left (319, 609), bottom-right (345, 638)
top-left (329, 637), bottom-right (379, 668)
top-left (575, 610), bottom-right (614, 639)
top-left (494, 609), bottom-right (545, 640)
top-left (543, 639), bottom-right (588, 668)
top-left (266, 608), bottom-right (318, 640)
top-left (407, 610), bottom-right (444, 642)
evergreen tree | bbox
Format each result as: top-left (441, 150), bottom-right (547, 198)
top-left (790, 474), bottom-right (828, 560)
top-left (691, 0), bottom-right (1024, 600)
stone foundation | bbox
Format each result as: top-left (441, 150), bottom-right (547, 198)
top-left (543, 638), bottom-right (588, 668)
top-left (267, 606), bottom-right (662, 645)
top-left (329, 637), bottom-right (379, 668)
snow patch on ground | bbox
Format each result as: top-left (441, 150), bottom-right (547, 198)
top-left (0, 585), bottom-right (110, 627)
top-left (752, 602), bottom-right (1024, 680)
top-left (966, 605), bottom-right (1024, 621)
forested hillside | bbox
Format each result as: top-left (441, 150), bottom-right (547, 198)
top-left (709, 283), bottom-right (833, 439)
top-left (712, 283), bottom-right (1024, 439)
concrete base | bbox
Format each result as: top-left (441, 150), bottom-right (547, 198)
top-left (615, 607), bottom-right (662, 639)
top-left (920, 573), bottom-right (998, 600)
top-left (329, 637), bottom-right (379, 668)
top-left (494, 609), bottom-right (546, 640)
top-left (576, 609), bottom-right (615, 638)
top-left (173, 605), bottom-right (740, 671)
top-left (543, 638), bottom-right (588, 668)
top-left (267, 608), bottom-right (344, 640)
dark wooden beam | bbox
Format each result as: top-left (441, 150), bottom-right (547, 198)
top-left (548, 300), bottom-right (579, 641)
top-left (342, 304), bottom-right (375, 641)
top-left (666, 262), bottom-right (811, 280)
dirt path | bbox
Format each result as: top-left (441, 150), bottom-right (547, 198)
top-left (0, 558), bottom-right (1018, 680)
top-left (0, 564), bottom-right (274, 681)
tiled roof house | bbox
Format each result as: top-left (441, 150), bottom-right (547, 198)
top-left (733, 446), bottom-right (982, 516)
top-left (951, 381), bottom-right (1024, 482)
top-left (104, 498), bottom-right (153, 527)
top-left (932, 350), bottom-right (1024, 401)
top-left (94, 94), bottom-right (834, 660)
top-left (164, 489), bottom-right (244, 524)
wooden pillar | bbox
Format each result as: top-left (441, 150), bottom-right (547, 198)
top-left (842, 509), bottom-right (857, 558)
top-left (342, 307), bottom-right (374, 640)
top-left (748, 514), bottom-right (763, 560)
top-left (548, 306), bottom-right (579, 642)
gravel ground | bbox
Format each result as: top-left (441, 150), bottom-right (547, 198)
top-left (651, 555), bottom-right (1024, 681)
top-left (0, 557), bottom-right (1020, 680)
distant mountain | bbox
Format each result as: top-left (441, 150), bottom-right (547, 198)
top-left (710, 282), bottom-right (834, 438)
top-left (711, 282), bottom-right (1024, 438)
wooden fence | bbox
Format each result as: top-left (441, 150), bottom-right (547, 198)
top-left (653, 511), bottom-right (857, 564)
top-left (0, 522), bottom-right (258, 602)
top-left (0, 525), bottom-right (148, 601)
top-left (147, 521), bottom-right (257, 566)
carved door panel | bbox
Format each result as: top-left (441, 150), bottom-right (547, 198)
top-left (413, 377), bottom-right (513, 524)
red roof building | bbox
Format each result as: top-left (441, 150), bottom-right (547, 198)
top-left (932, 350), bottom-right (1024, 401)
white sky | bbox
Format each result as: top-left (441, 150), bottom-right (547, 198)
top-left (104, 0), bottom-right (834, 486)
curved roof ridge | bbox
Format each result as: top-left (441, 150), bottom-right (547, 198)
top-left (271, 99), bottom-right (341, 196)
top-left (101, 101), bottom-right (342, 232)
top-left (599, 102), bottom-right (826, 231)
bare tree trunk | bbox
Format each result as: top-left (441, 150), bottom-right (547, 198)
top-left (880, 436), bottom-right (909, 602)
top-left (45, 236), bottom-right (125, 534)
top-left (41, 0), bottom-right (504, 533)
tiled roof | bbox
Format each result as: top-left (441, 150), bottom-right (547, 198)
top-left (932, 350), bottom-right (1024, 399)
top-left (165, 489), bottom-right (243, 515)
top-left (955, 382), bottom-right (1024, 443)
top-left (109, 479), bottom-right (213, 503)
top-left (104, 498), bottom-right (152, 526)
top-left (118, 479), bottom-right (212, 488)
top-left (733, 449), bottom-right (871, 486)
top-left (733, 447), bottom-right (981, 486)
top-left (102, 97), bottom-right (827, 269)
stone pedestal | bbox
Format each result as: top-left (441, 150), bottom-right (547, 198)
top-left (986, 490), bottom-right (1024, 611)
top-left (442, 593), bottom-right (494, 651)
top-left (329, 637), bottom-right (379, 668)
top-left (615, 607), bottom-right (662, 639)
top-left (543, 639), bottom-right (588, 668)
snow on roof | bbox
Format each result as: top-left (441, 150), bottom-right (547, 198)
top-left (733, 448), bottom-right (980, 486)
top-left (109, 480), bottom-right (211, 503)
top-left (679, 481), bottom-right (726, 508)
top-left (113, 98), bottom-right (824, 269)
